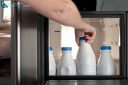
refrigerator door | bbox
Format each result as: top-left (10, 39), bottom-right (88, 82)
top-left (12, 2), bottom-right (45, 85)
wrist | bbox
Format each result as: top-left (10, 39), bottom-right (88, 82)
top-left (75, 20), bottom-right (90, 31)
top-left (74, 20), bottom-right (84, 29)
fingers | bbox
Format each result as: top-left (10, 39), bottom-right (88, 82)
top-left (86, 38), bottom-right (95, 43)
top-left (75, 24), bottom-right (96, 45)
top-left (75, 32), bottom-right (95, 46)
top-left (85, 35), bottom-right (95, 43)
top-left (86, 31), bottom-right (96, 43)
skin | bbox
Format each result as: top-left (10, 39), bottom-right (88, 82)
top-left (18, 0), bottom-right (96, 45)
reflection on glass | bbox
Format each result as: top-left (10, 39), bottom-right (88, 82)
top-left (77, 80), bottom-right (97, 85)
top-left (48, 80), bottom-right (76, 85)
top-left (0, 0), bottom-right (11, 78)
top-left (47, 80), bottom-right (121, 85)
top-left (49, 17), bottom-right (120, 76)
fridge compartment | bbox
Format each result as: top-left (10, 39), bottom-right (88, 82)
top-left (46, 12), bottom-right (127, 79)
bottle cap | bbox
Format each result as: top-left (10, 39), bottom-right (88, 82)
top-left (100, 46), bottom-right (111, 50)
top-left (49, 47), bottom-right (53, 51)
top-left (61, 47), bottom-right (72, 51)
top-left (80, 36), bottom-right (86, 41)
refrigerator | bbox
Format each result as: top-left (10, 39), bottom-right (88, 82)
top-left (0, 1), bottom-right (127, 85)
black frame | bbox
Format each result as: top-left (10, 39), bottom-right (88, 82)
top-left (126, 11), bottom-right (128, 79)
top-left (11, 1), bottom-right (17, 85)
top-left (44, 11), bottom-right (127, 80)
top-left (37, 15), bottom-right (48, 85)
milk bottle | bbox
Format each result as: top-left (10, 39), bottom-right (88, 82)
top-left (49, 47), bottom-right (56, 75)
top-left (97, 46), bottom-right (116, 75)
top-left (57, 47), bottom-right (76, 75)
top-left (76, 36), bottom-right (96, 75)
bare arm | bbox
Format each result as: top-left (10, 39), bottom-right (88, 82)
top-left (18, 0), bottom-right (96, 44)
top-left (18, 0), bottom-right (84, 28)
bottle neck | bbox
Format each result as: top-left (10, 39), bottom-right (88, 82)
top-left (100, 50), bottom-right (111, 54)
top-left (49, 51), bottom-right (53, 54)
top-left (62, 51), bottom-right (72, 56)
top-left (80, 40), bottom-right (86, 44)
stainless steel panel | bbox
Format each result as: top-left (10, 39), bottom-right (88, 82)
top-left (47, 80), bottom-right (128, 85)
top-left (20, 5), bottom-right (38, 85)
top-left (12, 2), bottom-right (45, 84)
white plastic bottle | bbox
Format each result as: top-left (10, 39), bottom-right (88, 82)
top-left (49, 47), bottom-right (56, 75)
top-left (57, 47), bottom-right (76, 75)
top-left (76, 36), bottom-right (96, 75)
top-left (97, 46), bottom-right (116, 75)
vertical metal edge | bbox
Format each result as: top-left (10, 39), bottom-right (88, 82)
top-left (126, 11), bottom-right (128, 79)
top-left (11, 1), bottom-right (21, 85)
top-left (37, 15), bottom-right (48, 85)
top-left (11, 0), bottom-right (18, 85)
top-left (37, 14), bottom-right (42, 85)
top-left (17, 2), bottom-right (21, 84)
top-left (125, 12), bottom-right (127, 79)
top-left (120, 12), bottom-right (127, 78)
top-left (44, 17), bottom-right (48, 84)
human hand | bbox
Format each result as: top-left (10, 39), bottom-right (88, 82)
top-left (75, 22), bottom-right (96, 46)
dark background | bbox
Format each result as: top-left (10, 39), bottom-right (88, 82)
top-left (72, 0), bottom-right (96, 11)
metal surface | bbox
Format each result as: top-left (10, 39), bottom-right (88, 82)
top-left (17, 2), bottom-right (21, 84)
top-left (127, 12), bottom-right (128, 78)
top-left (11, 1), bottom-right (18, 85)
top-left (11, 2), bottom-right (46, 85)
top-left (0, 78), bottom-right (11, 85)
top-left (20, 4), bottom-right (38, 85)
top-left (47, 80), bottom-right (128, 85)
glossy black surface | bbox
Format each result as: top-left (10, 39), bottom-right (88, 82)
top-left (0, 58), bottom-right (11, 77)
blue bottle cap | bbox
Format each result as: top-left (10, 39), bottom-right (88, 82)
top-left (49, 47), bottom-right (53, 51)
top-left (80, 36), bottom-right (86, 41)
top-left (100, 46), bottom-right (111, 50)
top-left (61, 47), bottom-right (72, 51)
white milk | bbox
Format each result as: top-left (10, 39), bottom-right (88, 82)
top-left (49, 47), bottom-right (56, 75)
top-left (97, 46), bottom-right (116, 75)
top-left (76, 36), bottom-right (96, 75)
top-left (57, 47), bottom-right (76, 75)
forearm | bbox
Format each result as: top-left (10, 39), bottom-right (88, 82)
top-left (47, 0), bottom-right (85, 29)
top-left (18, 0), bottom-right (86, 29)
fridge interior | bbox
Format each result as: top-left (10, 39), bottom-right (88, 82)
top-left (49, 16), bottom-right (120, 76)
